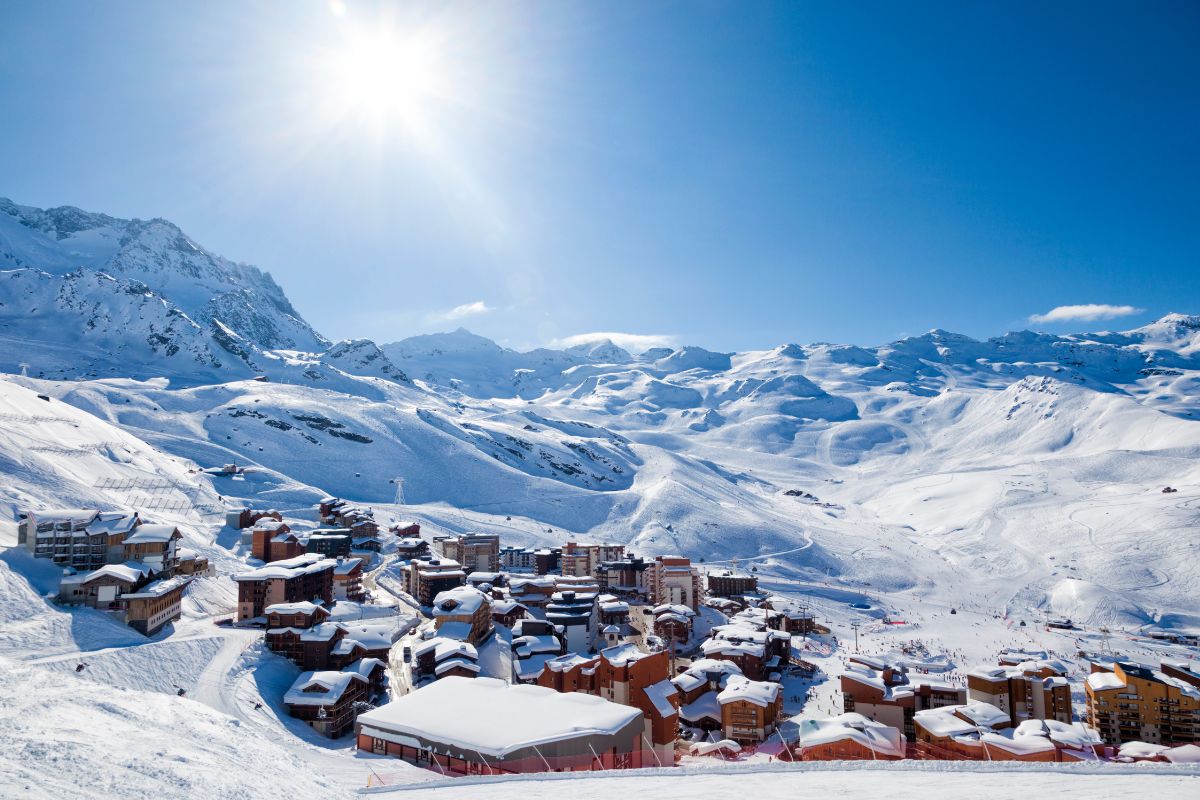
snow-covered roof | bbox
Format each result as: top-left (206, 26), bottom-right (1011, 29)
top-left (1164, 744), bottom-right (1200, 764)
top-left (434, 657), bottom-right (480, 675)
top-left (954, 701), bottom-right (1010, 728)
top-left (679, 691), bottom-right (722, 723)
top-left (26, 508), bottom-right (98, 524)
top-left (122, 524), bottom-right (179, 544)
top-left (642, 679), bottom-right (679, 719)
top-left (356, 677), bottom-right (642, 757)
top-left (652, 603), bottom-right (695, 617)
top-left (1086, 671), bottom-right (1126, 691)
top-left (345, 657), bottom-right (384, 679)
top-left (432, 585), bottom-right (489, 616)
top-left (78, 561), bottom-right (154, 585)
top-left (177, 547), bottom-right (200, 562)
top-left (913, 708), bottom-right (977, 738)
top-left (232, 554), bottom-right (337, 582)
top-left (717, 675), bottom-right (780, 708)
top-left (334, 558), bottom-right (363, 576)
top-left (797, 713), bottom-right (904, 758)
top-left (265, 601), bottom-right (325, 616)
top-left (283, 670), bottom-right (366, 706)
top-left (87, 513), bottom-right (141, 536)
top-left (672, 658), bottom-right (745, 693)
top-left (120, 575), bottom-right (190, 599)
top-left (600, 642), bottom-right (650, 667)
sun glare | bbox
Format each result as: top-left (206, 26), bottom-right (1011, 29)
top-left (322, 29), bottom-right (445, 131)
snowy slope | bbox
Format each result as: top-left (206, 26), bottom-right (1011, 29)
top-left (3, 196), bottom-right (1200, 798)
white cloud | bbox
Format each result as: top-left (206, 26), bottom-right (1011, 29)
top-left (551, 331), bottom-right (679, 353)
top-left (1029, 303), bottom-right (1144, 325)
top-left (432, 300), bottom-right (492, 322)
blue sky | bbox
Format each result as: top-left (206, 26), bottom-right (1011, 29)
top-left (1, 1), bottom-right (1197, 352)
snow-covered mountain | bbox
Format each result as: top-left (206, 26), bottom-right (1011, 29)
top-left (2, 196), bottom-right (1199, 797)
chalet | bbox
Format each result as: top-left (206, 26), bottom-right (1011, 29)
top-left (121, 524), bottom-right (182, 575)
top-left (795, 713), bottom-right (904, 760)
top-left (508, 576), bottom-right (557, 609)
top-left (120, 575), bottom-right (191, 635)
top-left (700, 618), bottom-right (790, 680)
top-left (351, 534), bottom-right (381, 553)
top-left (432, 585), bottom-right (493, 644)
top-left (176, 547), bottom-right (210, 576)
top-left (652, 603), bottom-right (695, 647)
top-left (841, 655), bottom-right (967, 740)
top-left (466, 571), bottom-right (506, 590)
top-left (716, 675), bottom-right (782, 744)
top-left (267, 620), bottom-right (397, 671)
top-left (413, 636), bottom-right (480, 682)
top-left (232, 553), bottom-right (336, 622)
top-left (356, 677), bottom-right (650, 773)
top-left (226, 507), bottom-right (282, 530)
top-left (250, 519), bottom-right (301, 563)
top-left (284, 670), bottom-right (369, 738)
top-left (347, 656), bottom-right (388, 701)
top-left (491, 599), bottom-right (528, 628)
top-left (332, 557), bottom-right (365, 602)
top-left (913, 703), bottom-right (1103, 761)
top-left (395, 536), bottom-right (430, 560)
top-left (390, 522), bottom-right (421, 538)
top-left (265, 600), bottom-right (331, 630)
top-left (761, 595), bottom-right (829, 635)
top-left (58, 562), bottom-right (187, 636)
top-left (58, 561), bottom-right (155, 609)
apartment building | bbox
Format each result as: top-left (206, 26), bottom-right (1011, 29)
top-left (841, 655), bottom-right (968, 741)
top-left (232, 553), bottom-right (336, 622)
top-left (647, 555), bottom-right (702, 611)
top-left (401, 558), bottom-right (467, 606)
top-left (559, 541), bottom-right (626, 578)
top-left (18, 509), bottom-right (140, 571)
top-left (1085, 660), bottom-right (1200, 745)
top-left (432, 534), bottom-right (500, 573)
top-left (706, 569), bottom-right (758, 599)
top-left (967, 658), bottom-right (1072, 726)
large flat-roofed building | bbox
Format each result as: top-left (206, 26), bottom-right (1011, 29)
top-left (1085, 660), bottom-right (1200, 745)
top-left (647, 555), bottom-right (702, 611)
top-left (841, 655), bottom-right (967, 741)
top-left (231, 553), bottom-right (336, 622)
top-left (432, 534), bottom-right (500, 573)
top-left (967, 658), bottom-right (1072, 727)
top-left (401, 558), bottom-right (466, 606)
top-left (706, 569), bottom-right (758, 598)
top-left (560, 541), bottom-right (626, 578)
top-left (356, 677), bottom-right (650, 774)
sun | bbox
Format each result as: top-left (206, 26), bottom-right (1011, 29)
top-left (321, 29), bottom-right (445, 130)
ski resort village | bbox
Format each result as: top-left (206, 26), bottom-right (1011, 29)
top-left (1, 200), bottom-right (1199, 800)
